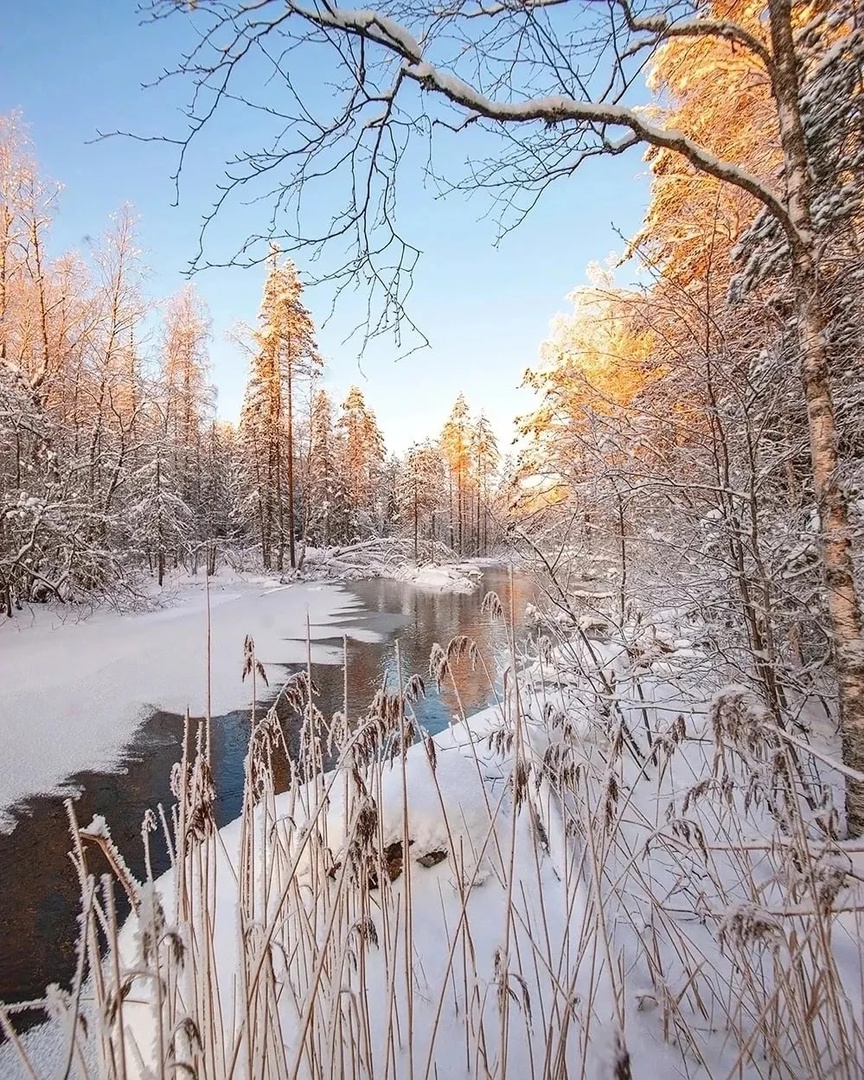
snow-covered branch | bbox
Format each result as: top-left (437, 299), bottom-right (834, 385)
top-left (282, 1), bottom-right (793, 235)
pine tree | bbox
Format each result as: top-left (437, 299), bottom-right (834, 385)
top-left (306, 388), bottom-right (343, 546)
top-left (471, 414), bottom-right (499, 556)
top-left (335, 386), bottom-right (386, 539)
top-left (129, 407), bottom-right (193, 587)
top-left (237, 252), bottom-right (321, 569)
top-left (397, 441), bottom-right (446, 560)
top-left (199, 420), bottom-right (237, 572)
top-left (440, 394), bottom-right (472, 555)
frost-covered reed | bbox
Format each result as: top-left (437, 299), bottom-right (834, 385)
top-left (3, 593), bottom-right (864, 1080)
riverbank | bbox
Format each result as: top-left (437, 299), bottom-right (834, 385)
top-left (0, 562), bottom-right (532, 1048)
top-left (0, 549), bottom-right (502, 831)
top-left (0, 574), bottom-right (359, 833)
top-left (3, 574), bottom-right (864, 1078)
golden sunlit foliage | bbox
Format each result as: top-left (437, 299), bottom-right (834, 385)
top-left (515, 0), bottom-right (864, 815)
top-left (517, 280), bottom-right (663, 516)
top-left (633, 0), bottom-right (777, 296)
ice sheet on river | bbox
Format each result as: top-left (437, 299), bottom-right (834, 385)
top-left (0, 577), bottom-right (368, 831)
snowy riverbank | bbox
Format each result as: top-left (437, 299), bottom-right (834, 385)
top-left (0, 574), bottom-right (367, 832)
top-left (0, 550), bottom-right (504, 832)
top-left (301, 538), bottom-right (496, 593)
top-left (390, 561), bottom-right (484, 593)
top-left (4, 588), bottom-right (863, 1079)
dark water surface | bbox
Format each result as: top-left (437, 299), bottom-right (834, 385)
top-left (0, 567), bottom-right (535, 1021)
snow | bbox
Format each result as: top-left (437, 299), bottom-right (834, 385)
top-left (390, 561), bottom-right (483, 593)
top-left (0, 573), bottom-right (371, 832)
top-left (109, 704), bottom-right (592, 1080)
top-left (4, 579), bottom-right (862, 1078)
top-left (305, 727), bottom-right (503, 876)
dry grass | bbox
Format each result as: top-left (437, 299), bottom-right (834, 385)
top-left (3, 596), bottom-right (864, 1080)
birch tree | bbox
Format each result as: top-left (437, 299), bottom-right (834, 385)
top-left (0, 119), bottom-right (149, 605)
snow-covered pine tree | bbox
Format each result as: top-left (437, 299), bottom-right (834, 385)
top-left (471, 414), bottom-right (500, 556)
top-left (198, 420), bottom-right (238, 573)
top-left (396, 440), bottom-right (447, 560)
top-left (335, 386), bottom-right (386, 540)
top-left (440, 394), bottom-right (473, 555)
top-left (128, 402), bottom-right (193, 587)
top-left (237, 251), bottom-right (321, 570)
top-left (304, 387), bottom-right (345, 547)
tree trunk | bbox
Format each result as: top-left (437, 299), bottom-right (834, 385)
top-left (795, 251), bottom-right (864, 832)
top-left (769, 0), bottom-right (864, 833)
top-left (286, 356), bottom-right (296, 570)
top-left (275, 433), bottom-right (284, 572)
top-left (156, 455), bottom-right (165, 587)
top-left (274, 378), bottom-right (285, 572)
top-left (448, 475), bottom-right (455, 551)
top-left (616, 490), bottom-right (627, 626)
top-left (413, 477), bottom-right (419, 562)
top-left (482, 472), bottom-right (488, 555)
top-left (457, 464), bottom-right (463, 556)
top-left (259, 490), bottom-right (269, 570)
top-left (0, 205), bottom-right (10, 364)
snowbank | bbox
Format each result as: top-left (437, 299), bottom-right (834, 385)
top-left (109, 705), bottom-right (607, 1080)
top-left (0, 575), bottom-right (370, 831)
top-left (300, 539), bottom-right (489, 594)
top-left (390, 561), bottom-right (483, 593)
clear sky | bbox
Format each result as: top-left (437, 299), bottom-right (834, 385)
top-left (0, 0), bottom-right (650, 455)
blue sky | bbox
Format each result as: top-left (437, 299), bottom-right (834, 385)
top-left (0, 0), bottom-right (650, 454)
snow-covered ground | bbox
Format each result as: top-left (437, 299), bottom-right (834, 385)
top-left (301, 538), bottom-right (500, 593)
top-left (109, 704), bottom-right (600, 1080)
top-left (391, 561), bottom-right (483, 593)
top-left (3, 588), bottom-right (864, 1079)
top-left (0, 572), bottom-right (375, 832)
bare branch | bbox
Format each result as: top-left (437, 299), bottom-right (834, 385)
top-left (135, 0), bottom-right (800, 337)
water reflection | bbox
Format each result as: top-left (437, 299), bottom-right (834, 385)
top-left (318, 567), bottom-right (536, 731)
top-left (0, 567), bottom-right (536, 1022)
top-left (210, 568), bottom-right (536, 828)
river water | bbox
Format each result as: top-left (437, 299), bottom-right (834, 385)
top-left (0, 566), bottom-right (536, 1021)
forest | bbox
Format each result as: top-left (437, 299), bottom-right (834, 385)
top-left (0, 117), bottom-right (503, 605)
top-left (3, 0), bottom-right (864, 1077)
